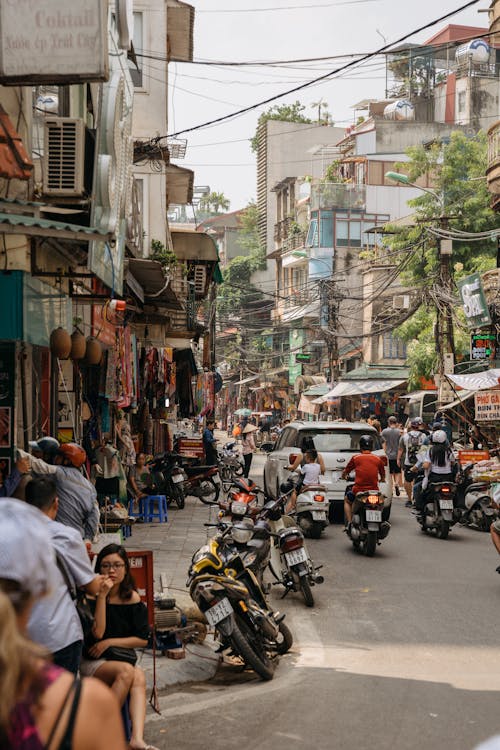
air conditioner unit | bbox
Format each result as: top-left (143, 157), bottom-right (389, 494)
top-left (392, 294), bottom-right (410, 310)
top-left (193, 265), bottom-right (207, 295)
top-left (43, 118), bottom-right (85, 197)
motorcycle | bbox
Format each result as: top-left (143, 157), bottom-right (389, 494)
top-left (147, 453), bottom-right (186, 509)
top-left (187, 528), bottom-right (292, 680)
top-left (282, 474), bottom-right (329, 539)
top-left (419, 480), bottom-right (458, 539)
top-left (456, 463), bottom-right (497, 532)
top-left (181, 461), bottom-right (221, 504)
top-left (261, 488), bottom-right (324, 607)
top-left (218, 441), bottom-right (244, 482)
top-left (217, 477), bottom-right (261, 524)
top-left (346, 487), bottom-right (391, 556)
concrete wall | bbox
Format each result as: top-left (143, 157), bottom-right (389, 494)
top-left (365, 184), bottom-right (422, 217)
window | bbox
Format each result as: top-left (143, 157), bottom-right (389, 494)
top-left (306, 216), bottom-right (318, 247)
top-left (129, 12), bottom-right (144, 88)
top-left (383, 332), bottom-right (407, 360)
top-left (319, 211), bottom-right (333, 248)
top-left (458, 91), bottom-right (466, 113)
top-left (299, 429), bottom-right (382, 452)
top-left (276, 428), bottom-right (298, 450)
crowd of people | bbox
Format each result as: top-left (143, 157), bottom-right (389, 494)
top-left (0, 427), bottom-right (160, 749)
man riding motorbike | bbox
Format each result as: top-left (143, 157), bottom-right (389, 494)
top-left (341, 435), bottom-right (386, 526)
top-left (412, 429), bottom-right (457, 520)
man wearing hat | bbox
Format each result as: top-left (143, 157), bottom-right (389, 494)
top-left (241, 423), bottom-right (258, 478)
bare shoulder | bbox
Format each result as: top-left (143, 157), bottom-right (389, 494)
top-left (129, 590), bottom-right (142, 603)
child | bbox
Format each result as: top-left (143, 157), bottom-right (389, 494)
top-left (285, 450), bottom-right (322, 513)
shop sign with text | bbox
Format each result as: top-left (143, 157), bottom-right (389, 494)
top-left (457, 274), bottom-right (491, 329)
top-left (0, 0), bottom-right (108, 84)
top-left (470, 333), bottom-right (496, 361)
top-left (475, 390), bottom-right (500, 421)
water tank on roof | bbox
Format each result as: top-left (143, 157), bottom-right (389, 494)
top-left (383, 100), bottom-right (415, 122)
top-left (455, 39), bottom-right (491, 66)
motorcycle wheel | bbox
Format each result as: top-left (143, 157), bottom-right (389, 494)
top-left (309, 521), bottom-right (324, 540)
top-left (197, 479), bottom-right (220, 505)
top-left (299, 577), bottom-right (314, 607)
top-left (275, 621), bottom-right (293, 655)
top-left (229, 617), bottom-right (275, 681)
top-left (234, 463), bottom-right (244, 477)
top-left (172, 485), bottom-right (185, 509)
top-left (436, 520), bottom-right (450, 540)
top-left (481, 515), bottom-right (494, 532)
top-left (363, 530), bottom-right (377, 557)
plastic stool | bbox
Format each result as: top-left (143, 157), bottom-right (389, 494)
top-left (128, 497), bottom-right (146, 520)
top-left (144, 495), bottom-right (168, 523)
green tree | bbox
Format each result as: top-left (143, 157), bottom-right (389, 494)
top-left (250, 101), bottom-right (312, 152)
top-left (236, 201), bottom-right (266, 269)
top-left (384, 131), bottom-right (497, 385)
top-left (199, 191), bottom-right (230, 214)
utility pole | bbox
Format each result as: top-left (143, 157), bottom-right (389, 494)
top-left (320, 278), bottom-right (340, 387)
top-left (437, 216), bottom-right (456, 407)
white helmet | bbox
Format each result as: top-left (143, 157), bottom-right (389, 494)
top-left (431, 429), bottom-right (448, 444)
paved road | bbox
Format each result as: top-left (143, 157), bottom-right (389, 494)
top-left (146, 454), bottom-right (500, 750)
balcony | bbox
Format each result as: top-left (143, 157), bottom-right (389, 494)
top-left (487, 119), bottom-right (500, 212)
top-left (310, 182), bottom-right (366, 211)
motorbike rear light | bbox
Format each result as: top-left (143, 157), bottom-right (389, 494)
top-left (367, 494), bottom-right (382, 505)
top-left (238, 600), bottom-right (248, 613)
top-left (441, 486), bottom-right (451, 494)
top-left (282, 536), bottom-right (303, 553)
top-left (314, 494), bottom-right (325, 502)
top-left (288, 453), bottom-right (299, 465)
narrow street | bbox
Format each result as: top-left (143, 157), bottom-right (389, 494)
top-left (145, 454), bottom-right (500, 750)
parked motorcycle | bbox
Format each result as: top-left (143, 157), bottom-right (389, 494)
top-left (282, 475), bottom-right (329, 539)
top-left (261, 488), bottom-right (324, 607)
top-left (419, 481), bottom-right (458, 539)
top-left (218, 441), bottom-right (244, 482)
top-left (346, 487), bottom-right (391, 556)
top-left (187, 528), bottom-right (292, 680)
top-left (217, 477), bottom-right (261, 523)
top-left (456, 463), bottom-right (497, 532)
top-left (181, 461), bottom-right (221, 504)
top-left (147, 453), bottom-right (186, 509)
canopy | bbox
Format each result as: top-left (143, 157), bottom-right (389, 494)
top-left (446, 369), bottom-right (500, 392)
top-left (316, 379), bottom-right (407, 401)
top-left (440, 390), bottom-right (475, 412)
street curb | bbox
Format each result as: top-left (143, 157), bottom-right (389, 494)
top-left (139, 638), bottom-right (220, 689)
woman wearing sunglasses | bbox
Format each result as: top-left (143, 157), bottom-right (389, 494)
top-left (80, 544), bottom-right (158, 750)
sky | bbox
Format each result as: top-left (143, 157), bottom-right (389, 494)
top-left (166, 0), bottom-right (490, 211)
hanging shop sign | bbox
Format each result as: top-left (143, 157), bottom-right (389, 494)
top-left (289, 329), bottom-right (303, 386)
top-left (0, 0), bottom-right (108, 84)
top-left (295, 353), bottom-right (311, 363)
top-left (457, 274), bottom-right (491, 329)
top-left (475, 390), bottom-right (500, 422)
top-left (470, 333), bottom-right (496, 361)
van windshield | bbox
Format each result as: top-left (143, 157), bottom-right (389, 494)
top-left (299, 430), bottom-right (382, 453)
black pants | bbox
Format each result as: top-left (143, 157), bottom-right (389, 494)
top-left (53, 639), bottom-right (83, 675)
top-left (243, 453), bottom-right (253, 478)
top-left (416, 472), bottom-right (455, 513)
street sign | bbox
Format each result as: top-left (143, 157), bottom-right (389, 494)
top-left (470, 333), bottom-right (496, 361)
top-left (457, 274), bottom-right (491, 329)
top-left (475, 390), bottom-right (500, 421)
top-left (295, 353), bottom-right (311, 362)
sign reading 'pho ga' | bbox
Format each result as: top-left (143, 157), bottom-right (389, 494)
top-left (0, 0), bottom-right (108, 84)
top-left (475, 390), bottom-right (500, 422)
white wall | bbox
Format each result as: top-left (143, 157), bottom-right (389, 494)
top-left (365, 185), bottom-right (422, 218)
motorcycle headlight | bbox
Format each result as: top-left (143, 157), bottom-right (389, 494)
top-left (191, 546), bottom-right (210, 565)
top-left (231, 501), bottom-right (248, 516)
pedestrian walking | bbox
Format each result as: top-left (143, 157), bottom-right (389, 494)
top-left (203, 419), bottom-right (218, 465)
top-left (241, 423), bottom-right (258, 478)
top-left (381, 416), bottom-right (402, 497)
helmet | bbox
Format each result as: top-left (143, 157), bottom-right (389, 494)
top-left (431, 430), bottom-right (448, 444)
top-left (231, 519), bottom-right (254, 544)
top-left (58, 443), bottom-right (87, 468)
top-left (359, 435), bottom-right (374, 451)
top-left (410, 419), bottom-right (420, 429)
top-left (29, 436), bottom-right (60, 455)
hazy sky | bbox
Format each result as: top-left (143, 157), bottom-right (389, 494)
top-left (166, 0), bottom-right (489, 210)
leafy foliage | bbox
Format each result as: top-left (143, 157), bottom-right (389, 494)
top-left (199, 191), bottom-right (230, 215)
top-left (250, 101), bottom-right (312, 152)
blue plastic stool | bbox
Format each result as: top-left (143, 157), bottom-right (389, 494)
top-left (144, 495), bottom-right (168, 523)
top-left (128, 497), bottom-right (146, 520)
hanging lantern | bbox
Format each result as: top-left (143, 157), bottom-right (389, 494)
top-left (49, 327), bottom-right (71, 359)
top-left (70, 330), bottom-right (86, 360)
top-left (84, 337), bottom-right (102, 365)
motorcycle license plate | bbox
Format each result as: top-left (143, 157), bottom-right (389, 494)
top-left (439, 498), bottom-right (453, 510)
top-left (285, 547), bottom-right (308, 565)
top-left (212, 474), bottom-right (221, 484)
top-left (204, 597), bottom-right (233, 627)
top-left (172, 474), bottom-right (184, 483)
top-left (312, 510), bottom-right (326, 520)
top-left (366, 510), bottom-right (382, 522)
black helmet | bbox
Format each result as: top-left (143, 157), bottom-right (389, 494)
top-left (359, 434), bottom-right (373, 451)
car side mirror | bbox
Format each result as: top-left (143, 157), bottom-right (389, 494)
top-left (260, 442), bottom-right (274, 453)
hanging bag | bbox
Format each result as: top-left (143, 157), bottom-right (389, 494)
top-left (55, 552), bottom-right (95, 640)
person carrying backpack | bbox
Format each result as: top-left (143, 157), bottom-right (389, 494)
top-left (397, 419), bottom-right (426, 507)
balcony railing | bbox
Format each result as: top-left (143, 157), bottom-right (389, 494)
top-left (486, 119), bottom-right (500, 207)
top-left (310, 182), bottom-right (366, 211)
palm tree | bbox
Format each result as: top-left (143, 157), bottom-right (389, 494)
top-left (199, 191), bottom-right (230, 214)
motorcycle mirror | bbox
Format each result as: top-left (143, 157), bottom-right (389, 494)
top-left (260, 442), bottom-right (274, 453)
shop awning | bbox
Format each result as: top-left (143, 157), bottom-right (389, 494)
top-left (303, 383), bottom-right (330, 397)
top-left (165, 164), bottom-right (194, 205)
top-left (167, 0), bottom-right (194, 62)
top-left (298, 394), bottom-right (320, 415)
top-left (440, 390), bottom-right (475, 412)
top-left (319, 378), bottom-right (407, 399)
top-left (0, 108), bottom-right (33, 180)
top-left (127, 258), bottom-right (182, 310)
top-left (171, 229), bottom-right (218, 262)
top-left (0, 211), bottom-right (111, 243)
top-left (294, 374), bottom-right (326, 395)
top-left (399, 389), bottom-right (438, 400)
top-left (446, 369), bottom-right (500, 392)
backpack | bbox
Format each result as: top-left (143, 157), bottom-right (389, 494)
top-left (232, 424), bottom-right (241, 437)
top-left (405, 432), bottom-right (422, 466)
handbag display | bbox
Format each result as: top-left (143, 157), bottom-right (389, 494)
top-left (55, 553), bottom-right (95, 640)
top-left (101, 646), bottom-right (137, 665)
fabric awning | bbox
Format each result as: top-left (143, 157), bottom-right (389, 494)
top-left (171, 228), bottom-right (218, 262)
top-left (446, 369), bottom-right (500, 392)
top-left (298, 394), bottom-right (320, 415)
top-left (400, 389), bottom-right (438, 400)
top-left (440, 390), bottom-right (475, 412)
top-left (319, 378), bottom-right (407, 399)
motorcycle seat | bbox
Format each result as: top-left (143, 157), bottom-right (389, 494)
top-left (184, 464), bottom-right (217, 476)
top-left (466, 482), bottom-right (490, 493)
top-left (301, 484), bottom-right (326, 492)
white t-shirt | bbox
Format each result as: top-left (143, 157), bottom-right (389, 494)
top-left (300, 462), bottom-right (322, 486)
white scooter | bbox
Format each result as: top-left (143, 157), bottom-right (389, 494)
top-left (283, 473), bottom-right (329, 539)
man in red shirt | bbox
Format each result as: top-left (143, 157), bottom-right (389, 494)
top-left (341, 434), bottom-right (386, 524)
